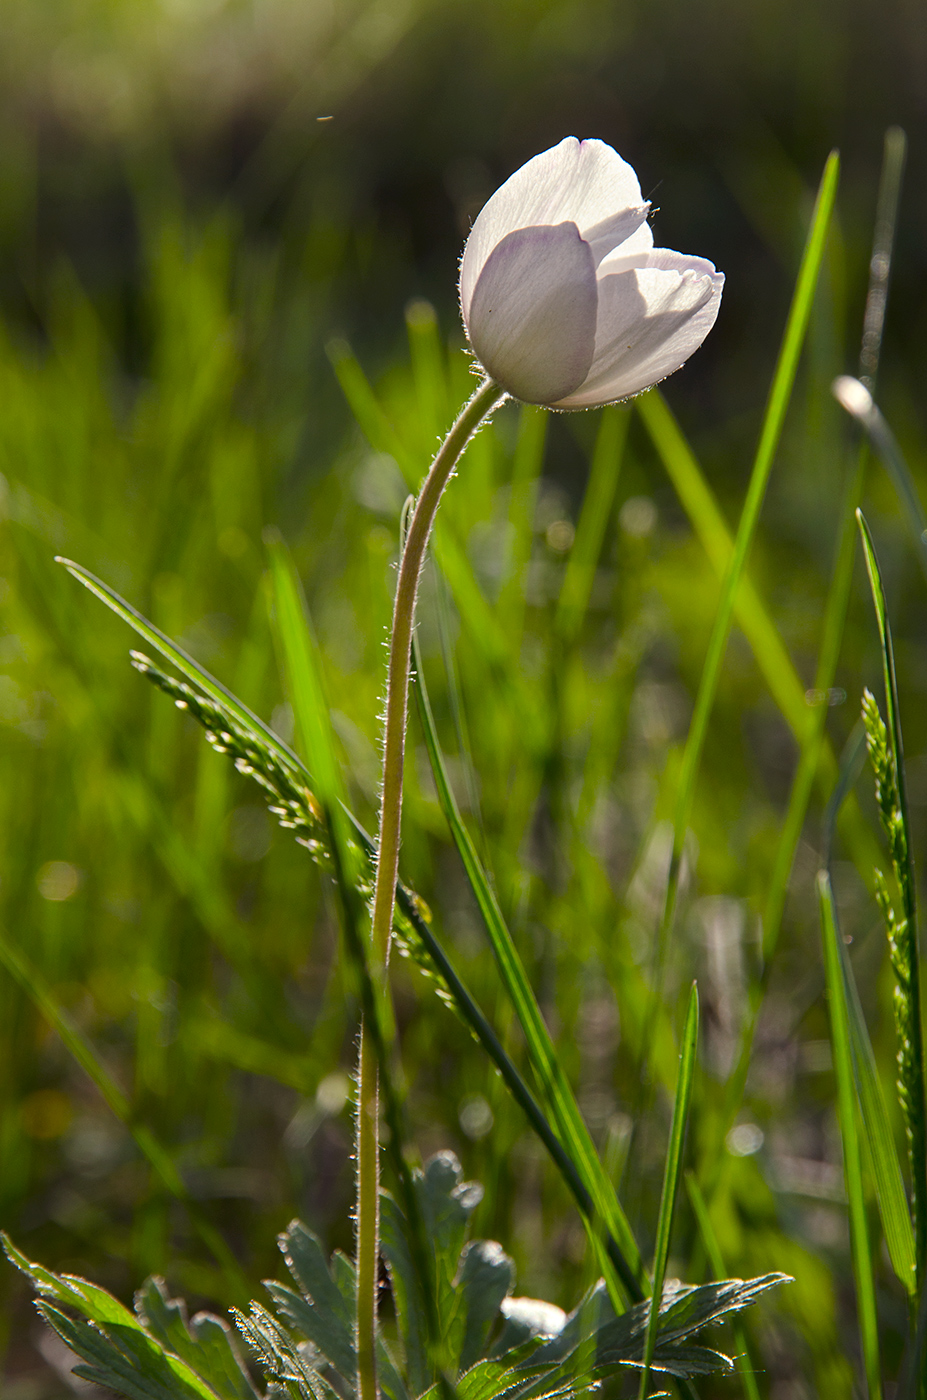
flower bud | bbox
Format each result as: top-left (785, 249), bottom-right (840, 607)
top-left (460, 137), bottom-right (723, 408)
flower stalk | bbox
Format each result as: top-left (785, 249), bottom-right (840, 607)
top-left (356, 374), bottom-right (506, 1400)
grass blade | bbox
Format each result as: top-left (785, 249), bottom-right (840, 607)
top-left (637, 983), bottom-right (699, 1400)
top-left (667, 149), bottom-right (839, 887)
top-left (817, 870), bottom-right (882, 1399)
top-left (57, 548), bottom-right (613, 1263)
top-left (839, 911), bottom-right (917, 1293)
top-left (555, 406), bottom-right (629, 642)
top-left (685, 1173), bottom-right (762, 1400)
top-left (630, 152), bottom-right (841, 1174)
top-left (57, 556), bottom-right (306, 778)
top-left (761, 125), bottom-right (905, 963)
top-left (411, 627), bottom-right (645, 1305)
top-left (857, 509), bottom-right (927, 1286)
top-left (636, 389), bottom-right (878, 887)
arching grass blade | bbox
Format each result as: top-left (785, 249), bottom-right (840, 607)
top-left (411, 627), bottom-right (645, 1306)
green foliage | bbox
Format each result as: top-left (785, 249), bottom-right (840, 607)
top-left (5, 1156), bottom-right (790, 1399)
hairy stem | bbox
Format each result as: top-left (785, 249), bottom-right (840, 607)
top-left (355, 374), bottom-right (506, 1400)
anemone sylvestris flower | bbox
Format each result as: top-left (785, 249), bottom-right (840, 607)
top-left (459, 137), bottom-right (723, 408)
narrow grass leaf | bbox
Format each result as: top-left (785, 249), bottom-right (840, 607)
top-left (555, 407), bottom-right (629, 642)
top-left (858, 508), bottom-right (927, 1286)
top-left (57, 557), bottom-right (306, 778)
top-left (684, 1174), bottom-right (762, 1400)
top-left (818, 870), bottom-right (882, 1399)
top-left (411, 629), bottom-right (645, 1305)
top-left (761, 125), bottom-right (905, 963)
top-left (638, 984), bottom-right (699, 1400)
top-left (838, 916), bottom-right (917, 1293)
top-left (57, 552), bottom-right (606, 1262)
top-left (667, 149), bottom-right (839, 876)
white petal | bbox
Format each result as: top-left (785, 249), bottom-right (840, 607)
top-left (554, 250), bottom-right (723, 408)
top-left (598, 217), bottom-right (654, 268)
top-left (466, 222), bottom-right (597, 405)
top-left (460, 138), bottom-right (648, 319)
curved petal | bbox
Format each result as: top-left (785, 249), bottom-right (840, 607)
top-left (598, 217), bottom-right (654, 268)
top-left (554, 250), bottom-right (723, 408)
top-left (467, 223), bottom-right (598, 405)
top-left (460, 138), bottom-right (648, 318)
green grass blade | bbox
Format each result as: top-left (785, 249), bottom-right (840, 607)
top-left (555, 407), bottom-right (629, 642)
top-left (636, 388), bottom-right (879, 893)
top-left (629, 153), bottom-right (840, 1171)
top-left (818, 870), bottom-right (882, 1399)
top-left (496, 405), bottom-right (547, 642)
top-left (264, 534), bottom-right (348, 820)
top-left (667, 150), bottom-right (839, 877)
top-left (636, 390), bottom-right (808, 742)
top-left (762, 125), bottom-right (904, 961)
top-left (637, 984), bottom-right (699, 1400)
top-left (838, 912), bottom-right (917, 1293)
top-left (685, 1173), bottom-right (762, 1400)
top-left (857, 509), bottom-right (927, 1286)
top-left (57, 556), bottom-right (307, 779)
top-left (55, 545), bottom-right (568, 1192)
top-left (410, 628), bottom-right (645, 1304)
top-left (823, 721), bottom-right (868, 868)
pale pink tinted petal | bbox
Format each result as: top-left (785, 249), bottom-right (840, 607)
top-left (554, 250), bottom-right (723, 408)
top-left (460, 138), bottom-right (647, 317)
top-left (597, 218), bottom-right (654, 269)
top-left (467, 223), bottom-right (597, 405)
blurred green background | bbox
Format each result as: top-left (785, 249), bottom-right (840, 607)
top-left (1, 0), bottom-right (926, 1395)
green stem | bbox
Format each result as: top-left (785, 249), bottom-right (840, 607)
top-left (370, 375), bottom-right (506, 964)
top-left (356, 375), bottom-right (506, 1400)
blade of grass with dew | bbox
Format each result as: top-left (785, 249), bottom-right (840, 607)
top-left (410, 626), bottom-right (645, 1306)
top-left (685, 1172), bottom-right (762, 1400)
top-left (0, 930), bottom-right (249, 1301)
top-left (817, 870), bottom-right (882, 1399)
top-left (857, 509), bottom-right (927, 1285)
top-left (637, 984), bottom-right (699, 1400)
top-left (555, 406), bottom-right (629, 643)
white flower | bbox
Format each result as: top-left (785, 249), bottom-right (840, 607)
top-left (459, 137), bottom-right (724, 408)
